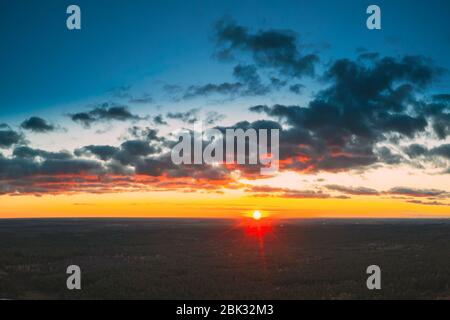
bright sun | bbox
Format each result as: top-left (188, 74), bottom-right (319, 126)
top-left (252, 210), bottom-right (262, 220)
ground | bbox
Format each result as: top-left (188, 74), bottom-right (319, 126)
top-left (0, 218), bottom-right (449, 299)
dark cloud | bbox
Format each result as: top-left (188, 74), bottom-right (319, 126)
top-left (1, 24), bottom-right (449, 197)
top-left (417, 95), bottom-right (450, 139)
top-left (120, 140), bottom-right (157, 156)
top-left (182, 64), bottom-right (276, 99)
top-left (0, 155), bottom-right (105, 180)
top-left (13, 146), bottom-right (72, 160)
top-left (20, 117), bottom-right (55, 133)
top-left (134, 156), bottom-right (175, 176)
top-left (183, 82), bottom-right (244, 99)
top-left (127, 126), bottom-right (164, 142)
top-left (214, 19), bottom-right (319, 78)
top-left (270, 77), bottom-right (287, 90)
top-left (289, 84), bottom-right (304, 94)
top-left (249, 54), bottom-right (443, 172)
top-left (317, 185), bottom-right (449, 204)
top-left (430, 144), bottom-right (450, 160)
top-left (111, 139), bottom-right (162, 167)
top-left (406, 200), bottom-right (449, 206)
top-left (39, 159), bottom-right (105, 175)
top-left (404, 144), bottom-right (428, 158)
top-left (167, 108), bottom-right (199, 124)
top-left (0, 124), bottom-right (24, 148)
top-left (404, 143), bottom-right (450, 160)
top-left (388, 187), bottom-right (449, 198)
top-left (432, 94), bottom-right (450, 102)
top-left (377, 146), bottom-right (403, 165)
top-left (153, 115), bottom-right (168, 126)
top-left (325, 184), bottom-right (380, 195)
top-left (247, 185), bottom-right (331, 199)
top-left (178, 19), bottom-right (319, 100)
top-left (232, 64), bottom-right (269, 95)
top-left (70, 103), bottom-right (144, 127)
top-left (74, 145), bottom-right (119, 161)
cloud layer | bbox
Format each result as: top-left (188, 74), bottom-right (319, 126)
top-left (0, 20), bottom-right (449, 208)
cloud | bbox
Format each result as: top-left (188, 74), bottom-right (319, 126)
top-left (246, 185), bottom-right (331, 199)
top-left (418, 95), bottom-right (450, 139)
top-left (182, 64), bottom-right (275, 99)
top-left (325, 184), bottom-right (380, 195)
top-left (430, 144), bottom-right (450, 160)
top-left (13, 146), bottom-right (72, 160)
top-left (404, 144), bottom-right (428, 158)
top-left (153, 115), bottom-right (168, 126)
top-left (432, 94), bottom-right (450, 102)
top-left (74, 145), bottom-right (119, 161)
top-left (404, 143), bottom-right (450, 161)
top-left (120, 140), bottom-right (158, 157)
top-left (167, 108), bottom-right (200, 124)
top-left (406, 200), bottom-right (449, 206)
top-left (388, 187), bottom-right (449, 198)
top-left (205, 111), bottom-right (226, 125)
top-left (214, 19), bottom-right (319, 78)
top-left (321, 184), bottom-right (449, 205)
top-left (289, 84), bottom-right (304, 94)
top-left (20, 117), bottom-right (55, 133)
top-left (183, 82), bottom-right (244, 99)
top-left (0, 155), bottom-right (105, 180)
top-left (232, 64), bottom-right (269, 95)
top-left (127, 126), bottom-right (164, 142)
top-left (1, 22), bottom-right (449, 198)
top-left (249, 54), bottom-right (443, 172)
top-left (0, 124), bottom-right (24, 148)
top-left (70, 103), bottom-right (144, 127)
top-left (176, 19), bottom-right (321, 101)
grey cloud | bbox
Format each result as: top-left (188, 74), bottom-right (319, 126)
top-left (325, 184), bottom-right (380, 195)
top-left (0, 124), bottom-right (24, 148)
top-left (249, 54), bottom-right (442, 172)
top-left (388, 187), bottom-right (449, 198)
top-left (183, 82), bottom-right (244, 99)
top-left (20, 117), bottom-right (55, 133)
top-left (74, 145), bottom-right (119, 161)
top-left (406, 200), bottom-right (449, 206)
top-left (153, 115), bottom-right (168, 126)
top-left (214, 19), bottom-right (319, 78)
top-left (13, 146), bottom-right (72, 160)
top-left (167, 108), bottom-right (200, 124)
top-left (70, 103), bottom-right (144, 127)
top-left (289, 84), bottom-right (304, 94)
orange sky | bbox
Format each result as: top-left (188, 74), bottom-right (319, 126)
top-left (1, 190), bottom-right (449, 219)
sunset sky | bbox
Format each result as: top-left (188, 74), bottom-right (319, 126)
top-left (1, 0), bottom-right (450, 218)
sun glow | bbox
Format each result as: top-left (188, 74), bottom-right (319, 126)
top-left (252, 210), bottom-right (262, 220)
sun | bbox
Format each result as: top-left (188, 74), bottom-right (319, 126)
top-left (252, 210), bottom-right (262, 221)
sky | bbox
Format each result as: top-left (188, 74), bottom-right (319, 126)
top-left (1, 0), bottom-right (450, 218)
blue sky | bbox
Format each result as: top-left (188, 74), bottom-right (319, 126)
top-left (1, 0), bottom-right (450, 118)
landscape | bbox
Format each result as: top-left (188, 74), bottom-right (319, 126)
top-left (0, 218), bottom-right (449, 299)
top-left (1, 1), bottom-right (450, 300)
